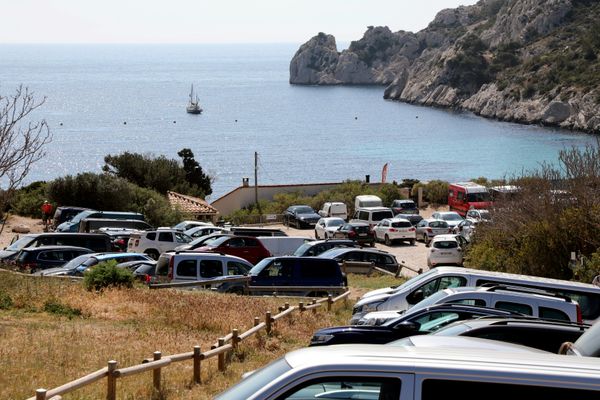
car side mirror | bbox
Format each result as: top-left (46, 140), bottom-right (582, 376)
top-left (393, 321), bottom-right (420, 331)
top-left (408, 289), bottom-right (424, 304)
top-left (558, 341), bottom-right (573, 355)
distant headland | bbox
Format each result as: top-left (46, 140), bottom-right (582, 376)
top-left (290, 0), bottom-right (600, 134)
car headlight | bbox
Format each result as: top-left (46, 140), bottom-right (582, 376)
top-left (310, 334), bottom-right (334, 345)
top-left (355, 301), bottom-right (384, 315)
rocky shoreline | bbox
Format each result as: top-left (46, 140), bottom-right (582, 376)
top-left (289, 0), bottom-right (600, 134)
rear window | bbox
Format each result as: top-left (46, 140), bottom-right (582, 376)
top-left (354, 226), bottom-right (370, 234)
top-left (496, 301), bottom-right (533, 315)
top-left (433, 241), bottom-right (458, 249)
top-left (539, 307), bottom-right (570, 321)
top-left (372, 211), bottom-right (394, 221)
top-left (430, 221), bottom-right (449, 228)
top-left (391, 221), bottom-right (412, 228)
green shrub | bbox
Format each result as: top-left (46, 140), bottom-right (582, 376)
top-left (412, 180), bottom-right (449, 205)
top-left (9, 181), bottom-right (48, 218)
top-left (0, 291), bottom-right (13, 310)
top-left (43, 299), bottom-right (82, 319)
top-left (83, 260), bottom-right (134, 291)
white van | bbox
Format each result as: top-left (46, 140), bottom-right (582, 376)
top-left (354, 195), bottom-right (383, 209)
top-left (257, 236), bottom-right (313, 257)
top-left (318, 202), bottom-right (348, 220)
top-left (351, 207), bottom-right (395, 229)
top-left (352, 267), bottom-right (600, 324)
top-left (215, 344), bottom-right (600, 399)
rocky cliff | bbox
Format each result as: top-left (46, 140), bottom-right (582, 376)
top-left (289, 0), bottom-right (600, 133)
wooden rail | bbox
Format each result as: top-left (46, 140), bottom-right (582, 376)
top-left (148, 275), bottom-right (250, 289)
top-left (28, 290), bottom-right (351, 400)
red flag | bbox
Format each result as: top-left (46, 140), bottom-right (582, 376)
top-left (381, 163), bottom-right (389, 183)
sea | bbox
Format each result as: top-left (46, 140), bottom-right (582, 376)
top-left (1, 43), bottom-right (597, 200)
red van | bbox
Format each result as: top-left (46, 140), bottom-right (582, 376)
top-left (448, 182), bottom-right (492, 216)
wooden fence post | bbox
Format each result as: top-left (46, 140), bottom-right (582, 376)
top-left (107, 360), bottom-right (117, 400)
top-left (232, 329), bottom-right (239, 349)
top-left (284, 302), bottom-right (290, 310)
top-left (193, 346), bottom-right (202, 384)
top-left (265, 311), bottom-right (272, 335)
top-left (254, 317), bottom-right (259, 326)
top-left (312, 298), bottom-right (317, 314)
top-left (327, 295), bottom-right (333, 311)
top-left (218, 338), bottom-right (226, 372)
top-left (299, 301), bottom-right (305, 312)
top-left (35, 388), bottom-right (47, 400)
top-left (153, 351), bottom-right (161, 392)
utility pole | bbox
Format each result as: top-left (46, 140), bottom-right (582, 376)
top-left (254, 151), bottom-right (260, 214)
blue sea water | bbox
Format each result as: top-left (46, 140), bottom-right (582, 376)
top-left (0, 43), bottom-right (596, 200)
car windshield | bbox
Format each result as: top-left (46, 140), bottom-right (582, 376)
top-left (407, 290), bottom-right (450, 314)
top-left (215, 357), bottom-right (292, 399)
top-left (295, 206), bottom-right (314, 214)
top-left (70, 210), bottom-right (95, 224)
top-left (249, 258), bottom-right (272, 275)
top-left (5, 236), bottom-right (35, 251)
top-left (61, 254), bottom-right (93, 270)
top-left (467, 192), bottom-right (491, 202)
top-left (571, 320), bottom-right (600, 357)
top-left (478, 210), bottom-right (491, 219)
top-left (400, 202), bottom-right (415, 209)
top-left (432, 322), bottom-right (472, 336)
top-left (174, 232), bottom-right (192, 243)
top-left (433, 241), bottom-right (458, 249)
top-left (189, 234), bottom-right (222, 247)
top-left (205, 236), bottom-right (230, 247)
top-left (327, 219), bottom-right (344, 227)
top-left (293, 242), bottom-right (312, 256)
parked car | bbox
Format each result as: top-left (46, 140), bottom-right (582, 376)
top-left (466, 208), bottom-right (491, 221)
top-left (310, 304), bottom-right (521, 346)
top-left (1, 233), bottom-right (112, 261)
top-left (373, 217), bottom-right (416, 246)
top-left (14, 245), bottom-right (93, 273)
top-left (184, 225), bottom-right (225, 239)
top-left (351, 207), bottom-right (395, 229)
top-left (293, 239), bottom-right (360, 257)
top-left (356, 285), bottom-right (583, 325)
top-left (426, 234), bottom-right (467, 268)
top-left (318, 202), bottom-right (348, 220)
top-left (172, 220), bottom-right (213, 231)
top-left (560, 318), bottom-right (600, 357)
top-left (127, 228), bottom-right (193, 259)
top-left (448, 181), bottom-right (493, 216)
top-left (99, 228), bottom-right (138, 252)
top-left (353, 266), bottom-right (600, 325)
top-left (174, 232), bottom-right (232, 252)
top-left (155, 252), bottom-right (252, 292)
top-left (78, 218), bottom-right (153, 233)
top-left (452, 218), bottom-right (478, 241)
top-left (431, 211), bottom-right (464, 228)
top-left (314, 217), bottom-right (345, 239)
top-left (319, 247), bottom-right (399, 272)
top-left (433, 317), bottom-right (588, 353)
top-left (39, 252), bottom-right (153, 276)
top-left (402, 213), bottom-right (424, 226)
top-left (56, 210), bottom-right (144, 232)
top-left (246, 256), bottom-right (346, 296)
top-left (331, 222), bottom-right (375, 246)
top-left (52, 206), bottom-right (89, 230)
top-left (221, 226), bottom-right (287, 237)
top-left (415, 218), bottom-right (451, 244)
top-left (192, 235), bottom-right (271, 265)
top-left (391, 199), bottom-right (419, 215)
top-left (283, 205), bottom-right (321, 229)
top-left (215, 343), bottom-right (600, 399)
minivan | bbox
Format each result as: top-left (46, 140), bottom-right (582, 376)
top-left (0, 233), bottom-right (112, 261)
top-left (351, 207), bottom-right (395, 229)
top-left (354, 195), bottom-right (383, 209)
top-left (448, 182), bottom-right (492, 216)
top-left (215, 344), bottom-right (600, 399)
top-left (318, 202), bottom-right (348, 220)
top-left (246, 256), bottom-right (347, 296)
top-left (352, 267), bottom-right (600, 324)
top-left (56, 210), bottom-right (144, 232)
top-left (78, 218), bottom-right (153, 233)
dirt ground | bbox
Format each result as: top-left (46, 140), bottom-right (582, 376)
top-left (0, 214), bottom-right (44, 250)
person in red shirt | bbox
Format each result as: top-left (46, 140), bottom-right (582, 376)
top-left (41, 200), bottom-right (53, 231)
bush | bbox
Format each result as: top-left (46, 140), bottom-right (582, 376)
top-left (9, 181), bottom-right (48, 218)
top-left (0, 291), bottom-right (13, 310)
top-left (83, 260), bottom-right (134, 291)
top-left (412, 180), bottom-right (449, 205)
top-left (43, 299), bottom-right (82, 319)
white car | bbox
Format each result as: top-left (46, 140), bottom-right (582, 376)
top-left (314, 217), bottom-right (345, 239)
top-left (453, 218), bottom-right (478, 241)
top-left (373, 218), bottom-right (416, 246)
top-left (127, 228), bottom-right (193, 259)
top-left (184, 225), bottom-right (225, 239)
top-left (466, 208), bottom-right (491, 221)
top-left (427, 234), bottom-right (466, 268)
top-left (431, 211), bottom-right (464, 228)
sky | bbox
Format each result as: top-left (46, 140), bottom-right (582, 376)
top-left (1, 0), bottom-right (479, 44)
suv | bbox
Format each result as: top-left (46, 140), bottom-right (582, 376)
top-left (127, 229), bottom-right (192, 259)
top-left (415, 218), bottom-right (451, 244)
top-left (293, 239), bottom-right (359, 257)
top-left (193, 235), bottom-right (271, 265)
top-left (216, 345), bottom-right (600, 399)
top-left (155, 252), bottom-right (252, 292)
top-left (0, 233), bottom-right (112, 261)
top-left (14, 245), bottom-right (93, 273)
top-left (319, 247), bottom-right (399, 272)
top-left (356, 285), bottom-right (583, 325)
top-left (391, 199), bottom-right (419, 215)
top-left (331, 222), bottom-right (375, 246)
top-left (373, 218), bottom-right (416, 246)
top-left (351, 207), bottom-right (394, 229)
top-left (427, 234), bottom-right (467, 267)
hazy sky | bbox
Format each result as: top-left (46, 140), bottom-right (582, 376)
top-left (2, 0), bottom-right (479, 44)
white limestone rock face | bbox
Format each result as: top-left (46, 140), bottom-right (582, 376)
top-left (289, 33), bottom-right (340, 85)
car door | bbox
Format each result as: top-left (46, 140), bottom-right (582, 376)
top-left (374, 220), bottom-right (386, 240)
top-left (157, 231), bottom-right (174, 252)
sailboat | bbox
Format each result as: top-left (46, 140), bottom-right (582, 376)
top-left (186, 84), bottom-right (203, 114)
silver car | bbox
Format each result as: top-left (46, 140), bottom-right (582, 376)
top-left (415, 218), bottom-right (451, 244)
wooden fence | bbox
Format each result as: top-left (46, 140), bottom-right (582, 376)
top-left (28, 291), bottom-right (351, 400)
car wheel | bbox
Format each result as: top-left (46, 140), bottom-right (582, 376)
top-left (423, 234), bottom-right (430, 244)
top-left (409, 239), bottom-right (416, 246)
top-left (228, 287), bottom-right (244, 295)
top-left (384, 235), bottom-right (392, 246)
top-left (145, 249), bottom-right (159, 260)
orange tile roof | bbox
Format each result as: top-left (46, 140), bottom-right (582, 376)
top-left (167, 191), bottom-right (218, 216)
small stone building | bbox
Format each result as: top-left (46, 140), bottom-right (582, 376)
top-left (167, 191), bottom-right (219, 222)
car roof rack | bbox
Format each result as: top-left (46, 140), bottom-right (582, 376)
top-left (479, 283), bottom-right (574, 302)
top-left (476, 316), bottom-right (590, 329)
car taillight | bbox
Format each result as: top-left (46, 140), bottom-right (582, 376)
top-left (22, 262), bottom-right (37, 272)
top-left (576, 304), bottom-right (583, 324)
top-left (348, 231), bottom-right (356, 238)
top-left (409, 227), bottom-right (416, 231)
top-left (389, 228), bottom-right (397, 232)
top-left (145, 274), bottom-right (152, 284)
top-left (426, 228), bottom-right (432, 233)
top-left (448, 228), bottom-right (452, 233)
top-left (168, 257), bottom-right (174, 281)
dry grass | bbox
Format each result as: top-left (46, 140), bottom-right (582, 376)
top-left (0, 271), bottom-right (362, 399)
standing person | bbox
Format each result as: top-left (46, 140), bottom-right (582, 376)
top-left (41, 200), bottom-right (53, 231)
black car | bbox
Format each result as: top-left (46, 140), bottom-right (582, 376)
top-left (283, 205), bottom-right (321, 229)
top-left (293, 239), bottom-right (360, 257)
top-left (310, 304), bottom-right (521, 346)
top-left (431, 318), bottom-right (589, 353)
top-left (319, 247), bottom-right (398, 272)
top-left (0, 233), bottom-right (112, 261)
top-left (14, 245), bottom-right (93, 273)
top-left (331, 222), bottom-right (375, 246)
top-left (391, 199), bottom-right (419, 215)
